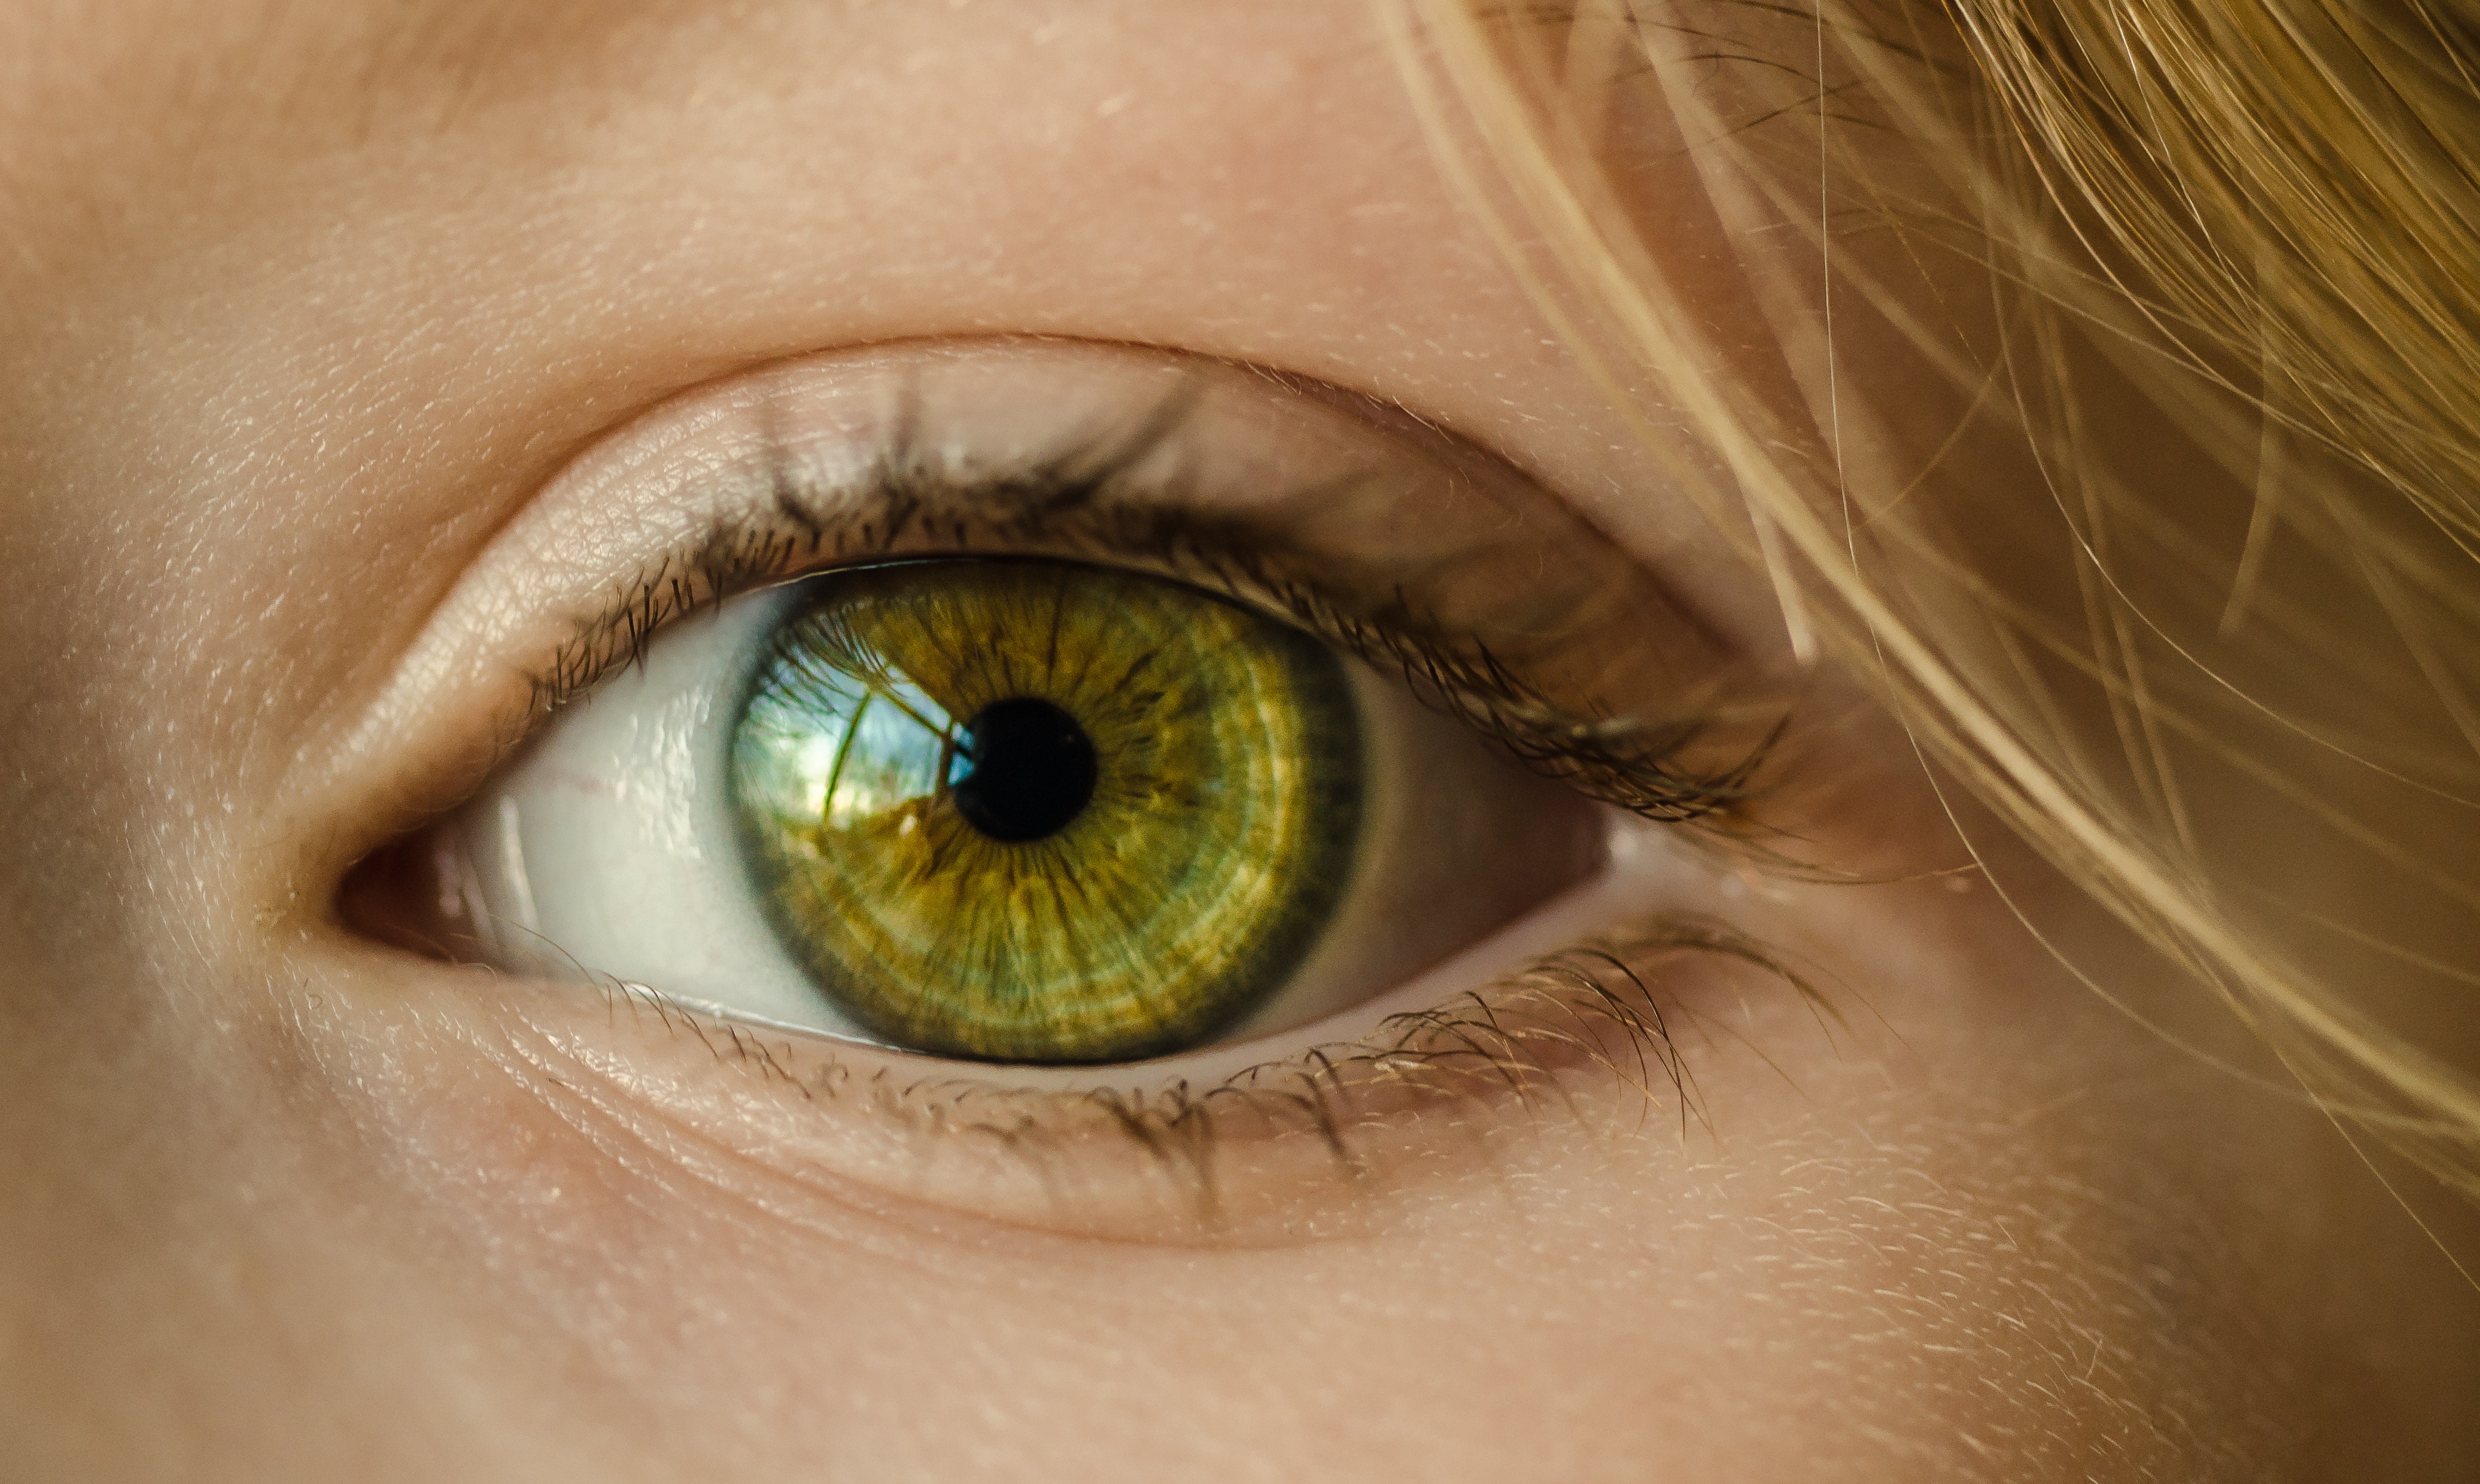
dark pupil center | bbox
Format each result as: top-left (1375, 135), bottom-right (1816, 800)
top-left (946, 697), bottom-right (1099, 843)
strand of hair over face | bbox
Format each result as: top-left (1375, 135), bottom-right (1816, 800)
top-left (1376, 0), bottom-right (2480, 1206)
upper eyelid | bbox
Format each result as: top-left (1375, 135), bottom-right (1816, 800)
top-left (512, 342), bottom-right (1743, 702)
top-left (335, 337), bottom-right (1772, 842)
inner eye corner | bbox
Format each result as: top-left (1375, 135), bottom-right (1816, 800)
top-left (335, 826), bottom-right (473, 967)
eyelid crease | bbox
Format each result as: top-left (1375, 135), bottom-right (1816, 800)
top-left (532, 909), bottom-right (1832, 1245)
top-left (516, 393), bottom-right (1786, 835)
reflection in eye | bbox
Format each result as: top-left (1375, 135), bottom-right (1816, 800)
top-left (351, 342), bottom-right (1780, 1078)
top-left (732, 559), bottom-right (1361, 1063)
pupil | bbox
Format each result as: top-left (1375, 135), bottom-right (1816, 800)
top-left (947, 697), bottom-right (1099, 843)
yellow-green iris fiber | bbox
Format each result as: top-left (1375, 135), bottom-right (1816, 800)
top-left (731, 560), bottom-right (1362, 1063)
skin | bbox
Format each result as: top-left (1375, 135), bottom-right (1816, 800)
top-left (2, 1), bottom-right (2475, 1480)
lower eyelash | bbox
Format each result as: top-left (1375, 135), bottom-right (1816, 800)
top-left (575, 911), bottom-right (1829, 1237)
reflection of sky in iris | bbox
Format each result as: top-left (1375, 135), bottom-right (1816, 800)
top-left (755, 669), bottom-right (959, 831)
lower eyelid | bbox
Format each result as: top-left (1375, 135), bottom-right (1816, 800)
top-left (432, 817), bottom-right (1781, 1245)
top-left (481, 901), bottom-right (1809, 1248)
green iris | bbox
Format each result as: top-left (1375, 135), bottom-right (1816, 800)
top-left (729, 560), bottom-right (1364, 1063)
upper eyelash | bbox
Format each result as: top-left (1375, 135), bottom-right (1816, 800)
top-left (520, 410), bottom-right (1783, 832)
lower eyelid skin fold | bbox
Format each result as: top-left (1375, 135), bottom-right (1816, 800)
top-left (349, 776), bottom-right (1808, 1243)
top-left (473, 903), bottom-right (1818, 1246)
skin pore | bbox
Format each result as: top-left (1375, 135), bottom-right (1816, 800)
top-left (2, 1), bottom-right (2476, 1480)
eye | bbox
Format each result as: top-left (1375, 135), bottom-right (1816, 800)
top-left (440, 553), bottom-right (1612, 1065)
top-left (345, 339), bottom-right (1777, 1088)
